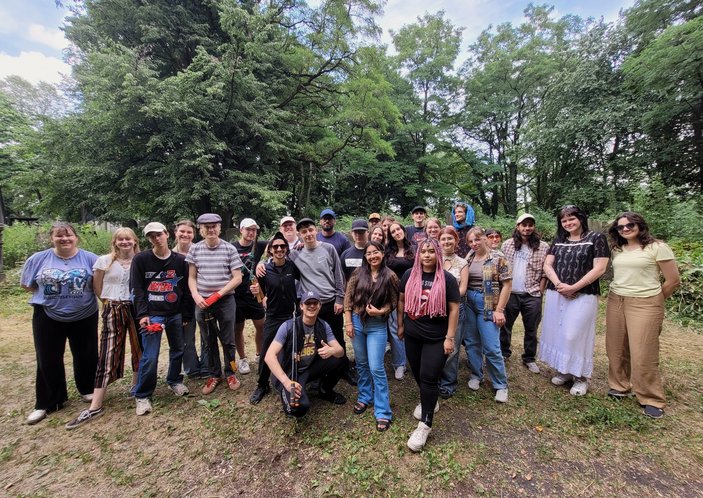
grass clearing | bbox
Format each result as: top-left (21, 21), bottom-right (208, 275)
top-left (0, 281), bottom-right (702, 496)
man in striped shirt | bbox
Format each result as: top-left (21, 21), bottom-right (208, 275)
top-left (186, 213), bottom-right (244, 395)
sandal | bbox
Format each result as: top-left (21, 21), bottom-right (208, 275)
top-left (353, 401), bottom-right (369, 415)
top-left (376, 419), bottom-right (391, 432)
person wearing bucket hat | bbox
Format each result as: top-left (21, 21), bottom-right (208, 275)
top-left (499, 213), bottom-right (550, 374)
top-left (317, 208), bottom-right (351, 256)
top-left (405, 205), bottom-right (428, 244)
top-left (186, 213), bottom-right (244, 395)
top-left (232, 218), bottom-right (268, 375)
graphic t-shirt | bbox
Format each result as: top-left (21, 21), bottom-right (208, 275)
top-left (233, 240), bottom-right (267, 301)
top-left (399, 269), bottom-right (460, 341)
top-left (546, 231), bottom-right (610, 295)
top-left (340, 246), bottom-right (365, 280)
top-left (273, 319), bottom-right (335, 374)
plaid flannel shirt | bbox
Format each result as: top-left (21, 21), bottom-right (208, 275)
top-left (500, 239), bottom-right (550, 297)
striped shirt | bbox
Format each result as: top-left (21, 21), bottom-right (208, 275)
top-left (185, 239), bottom-right (243, 295)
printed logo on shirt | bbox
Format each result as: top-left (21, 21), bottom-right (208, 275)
top-left (145, 270), bottom-right (177, 279)
top-left (40, 268), bottom-right (89, 296)
top-left (147, 275), bottom-right (182, 292)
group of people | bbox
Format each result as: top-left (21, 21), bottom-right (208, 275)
top-left (20, 204), bottom-right (679, 451)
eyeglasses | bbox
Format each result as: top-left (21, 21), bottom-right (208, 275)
top-left (271, 244), bottom-right (287, 250)
top-left (616, 222), bottom-right (636, 232)
top-left (486, 234), bottom-right (501, 240)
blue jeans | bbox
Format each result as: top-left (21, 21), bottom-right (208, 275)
top-left (439, 300), bottom-right (469, 395)
top-left (463, 290), bottom-right (508, 389)
top-left (133, 314), bottom-right (185, 399)
top-left (195, 294), bottom-right (237, 378)
top-left (352, 313), bottom-right (392, 420)
top-left (182, 317), bottom-right (207, 377)
top-left (387, 310), bottom-right (405, 368)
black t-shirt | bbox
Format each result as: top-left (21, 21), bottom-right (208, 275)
top-left (233, 240), bottom-right (268, 299)
top-left (386, 252), bottom-right (414, 280)
top-left (341, 246), bottom-right (365, 280)
top-left (400, 269), bottom-right (460, 341)
top-left (546, 231), bottom-right (610, 295)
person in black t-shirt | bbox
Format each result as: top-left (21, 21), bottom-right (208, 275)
top-left (398, 237), bottom-right (459, 452)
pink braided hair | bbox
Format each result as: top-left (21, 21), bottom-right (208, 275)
top-left (403, 237), bottom-right (447, 318)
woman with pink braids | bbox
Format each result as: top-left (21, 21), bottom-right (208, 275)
top-left (398, 238), bottom-right (460, 452)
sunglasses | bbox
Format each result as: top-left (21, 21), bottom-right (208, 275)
top-left (271, 244), bottom-right (287, 250)
top-left (616, 222), bottom-right (636, 232)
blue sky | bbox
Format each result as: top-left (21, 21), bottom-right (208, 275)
top-left (0, 0), bottom-right (635, 85)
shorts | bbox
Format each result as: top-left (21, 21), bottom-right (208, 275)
top-left (235, 297), bottom-right (265, 323)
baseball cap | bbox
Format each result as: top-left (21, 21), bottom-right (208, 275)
top-left (516, 213), bottom-right (536, 225)
top-left (320, 209), bottom-right (336, 218)
top-left (411, 205), bottom-right (426, 214)
top-left (143, 222), bottom-right (167, 236)
top-left (239, 218), bottom-right (259, 230)
top-left (280, 216), bottom-right (295, 225)
top-left (296, 217), bottom-right (315, 231)
top-left (368, 213), bottom-right (381, 222)
top-left (197, 213), bottom-right (222, 224)
top-left (301, 290), bottom-right (321, 304)
top-left (351, 219), bottom-right (369, 231)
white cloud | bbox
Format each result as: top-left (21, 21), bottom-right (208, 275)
top-left (27, 23), bottom-right (67, 51)
top-left (0, 51), bottom-right (70, 85)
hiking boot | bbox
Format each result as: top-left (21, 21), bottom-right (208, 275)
top-left (202, 377), bottom-right (221, 395)
top-left (413, 401), bottom-right (439, 421)
top-left (26, 409), bottom-right (47, 425)
top-left (168, 383), bottom-right (189, 396)
top-left (570, 378), bottom-right (589, 396)
top-left (407, 422), bottom-right (432, 452)
top-left (524, 362), bottom-right (540, 374)
top-left (65, 408), bottom-right (104, 430)
top-left (238, 358), bottom-right (251, 374)
top-left (135, 398), bottom-right (152, 416)
top-left (495, 388), bottom-right (509, 403)
top-left (227, 375), bottom-right (241, 391)
top-left (249, 385), bottom-right (270, 404)
top-left (551, 373), bottom-right (573, 386)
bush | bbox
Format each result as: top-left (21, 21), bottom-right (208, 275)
top-left (668, 239), bottom-right (703, 326)
top-left (2, 223), bottom-right (113, 269)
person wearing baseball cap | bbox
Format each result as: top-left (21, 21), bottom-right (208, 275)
top-left (317, 208), bottom-right (351, 256)
top-left (186, 213), bottom-right (244, 395)
top-left (406, 206), bottom-right (428, 243)
top-left (130, 221), bottom-right (193, 415)
top-left (368, 213), bottom-right (381, 230)
top-left (232, 218), bottom-right (268, 375)
top-left (279, 216), bottom-right (300, 249)
top-left (499, 213), bottom-right (550, 374)
top-left (265, 289), bottom-right (347, 418)
top-left (340, 219), bottom-right (369, 280)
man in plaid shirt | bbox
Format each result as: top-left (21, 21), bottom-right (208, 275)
top-left (500, 214), bottom-right (550, 373)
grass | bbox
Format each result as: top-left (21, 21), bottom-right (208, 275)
top-left (0, 282), bottom-right (702, 497)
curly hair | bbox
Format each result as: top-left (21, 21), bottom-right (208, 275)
top-left (608, 212), bottom-right (656, 251)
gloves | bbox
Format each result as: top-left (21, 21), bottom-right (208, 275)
top-left (143, 323), bottom-right (164, 334)
top-left (203, 292), bottom-right (222, 307)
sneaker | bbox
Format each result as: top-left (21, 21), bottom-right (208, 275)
top-left (135, 398), bottom-right (152, 416)
top-left (81, 393), bottom-right (94, 403)
top-left (643, 405), bottom-right (665, 419)
top-left (65, 408), bottom-right (104, 430)
top-left (26, 409), bottom-right (47, 425)
top-left (394, 365), bottom-right (405, 381)
top-left (413, 401), bottom-right (439, 421)
top-left (608, 388), bottom-right (632, 399)
top-left (407, 422), bottom-right (432, 452)
top-left (551, 373), bottom-right (573, 386)
top-left (202, 377), bottom-right (221, 395)
top-left (468, 377), bottom-right (481, 391)
top-left (570, 378), bottom-right (589, 396)
top-left (238, 358), bottom-right (251, 374)
top-left (227, 375), bottom-right (241, 391)
top-left (168, 383), bottom-right (189, 396)
top-left (249, 385), bottom-right (270, 404)
top-left (524, 362), bottom-right (540, 374)
top-left (495, 388), bottom-right (509, 403)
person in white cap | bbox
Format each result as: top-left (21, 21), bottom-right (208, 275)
top-left (186, 213), bottom-right (244, 395)
top-left (232, 218), bottom-right (268, 374)
top-left (500, 214), bottom-right (550, 373)
top-left (279, 216), bottom-right (300, 250)
top-left (130, 222), bottom-right (193, 416)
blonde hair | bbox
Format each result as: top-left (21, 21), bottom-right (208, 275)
top-left (110, 227), bottom-right (140, 263)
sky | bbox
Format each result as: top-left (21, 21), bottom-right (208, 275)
top-left (0, 0), bottom-right (636, 86)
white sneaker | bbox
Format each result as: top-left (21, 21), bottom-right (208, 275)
top-left (551, 373), bottom-right (573, 386)
top-left (238, 358), bottom-right (251, 374)
top-left (168, 383), bottom-right (189, 396)
top-left (570, 378), bottom-right (589, 396)
top-left (495, 388), bottom-right (509, 403)
top-left (468, 377), bottom-right (481, 391)
top-left (413, 401), bottom-right (439, 420)
top-left (394, 365), bottom-right (405, 380)
top-left (26, 409), bottom-right (47, 425)
top-left (135, 398), bottom-right (152, 416)
top-left (524, 362), bottom-right (540, 374)
top-left (81, 393), bottom-right (93, 403)
top-left (407, 422), bottom-right (432, 452)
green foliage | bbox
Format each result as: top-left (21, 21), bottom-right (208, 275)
top-left (631, 180), bottom-right (703, 242)
top-left (668, 239), bottom-right (703, 325)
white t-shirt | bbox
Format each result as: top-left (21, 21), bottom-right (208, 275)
top-left (511, 246), bottom-right (530, 293)
top-left (93, 254), bottom-right (132, 301)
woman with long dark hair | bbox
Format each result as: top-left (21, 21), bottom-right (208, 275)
top-left (398, 238), bottom-right (460, 452)
top-left (344, 241), bottom-right (399, 431)
top-left (369, 225), bottom-right (386, 246)
top-left (385, 222), bottom-right (415, 380)
top-left (605, 212), bottom-right (679, 419)
top-left (21, 222), bottom-right (99, 425)
top-left (540, 205), bottom-right (610, 396)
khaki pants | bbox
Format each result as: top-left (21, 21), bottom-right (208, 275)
top-left (605, 292), bottom-right (666, 408)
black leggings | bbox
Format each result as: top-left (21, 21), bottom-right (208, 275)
top-left (405, 334), bottom-right (447, 427)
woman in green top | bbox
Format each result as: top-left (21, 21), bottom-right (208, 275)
top-left (606, 212), bottom-right (680, 419)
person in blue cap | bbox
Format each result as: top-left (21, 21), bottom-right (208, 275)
top-left (316, 208), bottom-right (351, 256)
